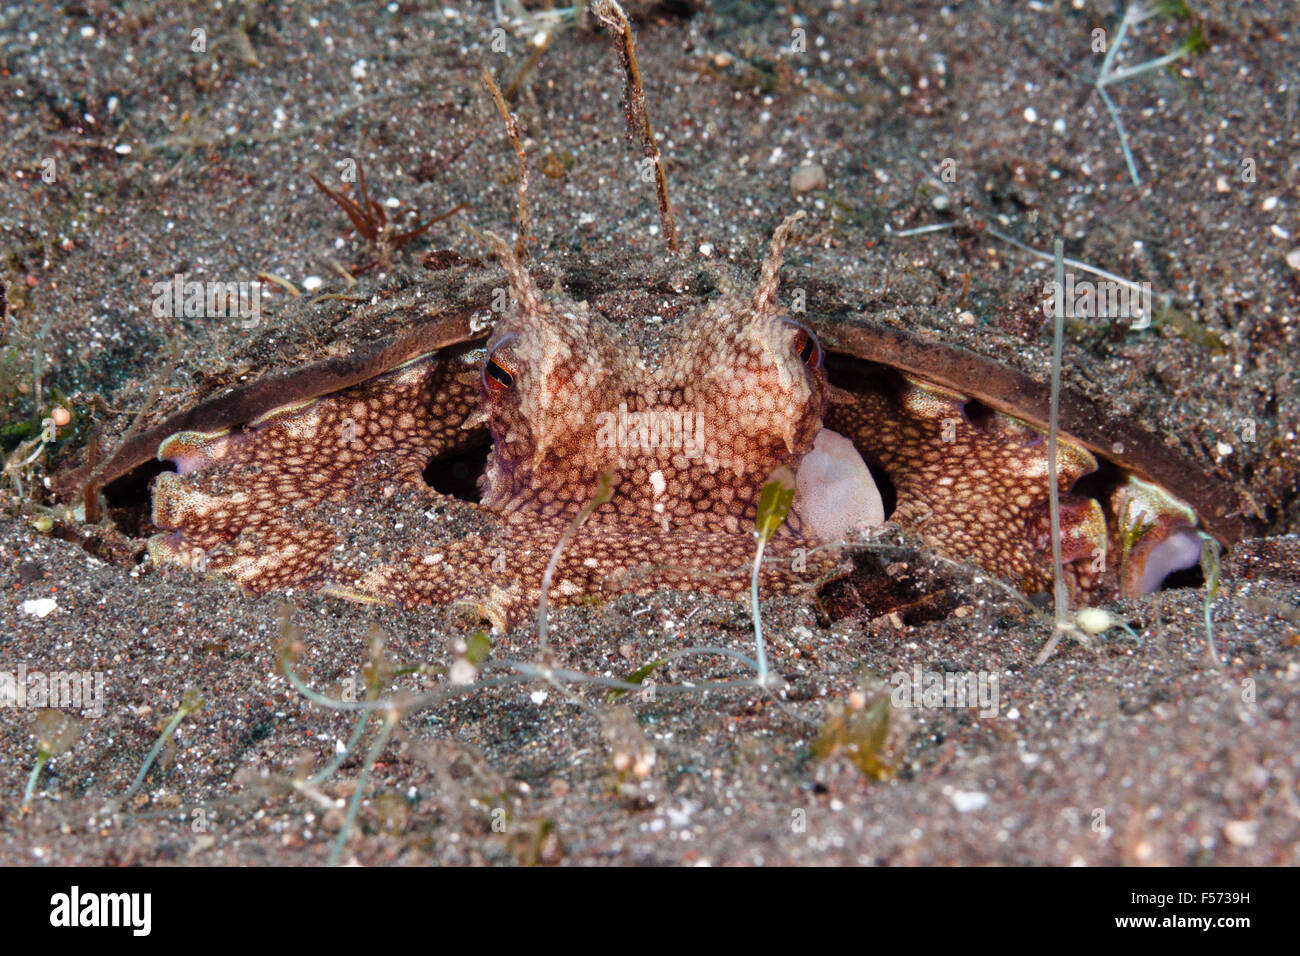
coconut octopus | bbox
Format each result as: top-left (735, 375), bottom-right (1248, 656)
top-left (57, 209), bottom-right (1253, 630)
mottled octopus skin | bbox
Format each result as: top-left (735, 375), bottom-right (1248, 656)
top-left (148, 219), bottom-right (1198, 624)
top-left (826, 377), bottom-right (1108, 597)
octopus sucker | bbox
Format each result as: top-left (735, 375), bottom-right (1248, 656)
top-left (146, 530), bottom-right (206, 572)
top-left (156, 429), bottom-right (237, 475)
top-left (1112, 475), bottom-right (1203, 597)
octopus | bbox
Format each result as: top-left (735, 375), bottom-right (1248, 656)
top-left (59, 218), bottom-right (1254, 630)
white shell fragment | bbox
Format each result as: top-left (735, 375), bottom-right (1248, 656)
top-left (21, 598), bottom-right (58, 618)
top-left (795, 428), bottom-right (885, 541)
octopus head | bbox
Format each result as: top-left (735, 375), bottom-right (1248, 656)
top-left (472, 214), bottom-right (863, 536)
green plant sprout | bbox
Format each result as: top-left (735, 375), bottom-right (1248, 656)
top-left (1047, 240), bottom-right (1070, 626)
top-left (1199, 532), bottom-right (1223, 668)
top-left (329, 705), bottom-right (400, 867)
top-left (1032, 239), bottom-right (1147, 664)
top-left (1032, 238), bottom-right (1076, 665)
top-left (123, 689), bottom-right (204, 801)
top-left (752, 467), bottom-right (797, 686)
top-left (300, 623), bottom-right (401, 789)
top-left (890, 218), bottom-right (1173, 321)
top-left (22, 711), bottom-right (84, 809)
top-left (811, 690), bottom-right (897, 781)
top-left (1094, 3), bottom-right (1208, 185)
top-left (537, 470), bottom-right (614, 658)
top-left (2, 323), bottom-right (75, 496)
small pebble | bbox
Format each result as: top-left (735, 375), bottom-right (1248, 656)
top-left (1223, 819), bottom-right (1258, 848)
top-left (790, 162), bottom-right (827, 194)
top-left (950, 790), bottom-right (989, 812)
top-left (448, 659), bottom-right (477, 686)
top-left (22, 598), bottom-right (58, 618)
top-left (1286, 248), bottom-right (1300, 272)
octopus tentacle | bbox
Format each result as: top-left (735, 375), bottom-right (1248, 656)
top-left (149, 354), bottom-right (481, 594)
top-left (826, 370), bottom-right (1198, 600)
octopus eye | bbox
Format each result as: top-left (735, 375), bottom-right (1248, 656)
top-left (484, 357), bottom-right (515, 393)
top-left (785, 319), bottom-right (823, 369)
top-left (482, 338), bottom-right (518, 395)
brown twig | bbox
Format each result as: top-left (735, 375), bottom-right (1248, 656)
top-left (482, 68), bottom-right (531, 261)
top-left (308, 165), bottom-right (467, 273)
top-left (503, 31), bottom-right (553, 103)
top-left (83, 429), bottom-right (100, 524)
top-left (591, 0), bottom-right (678, 252)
